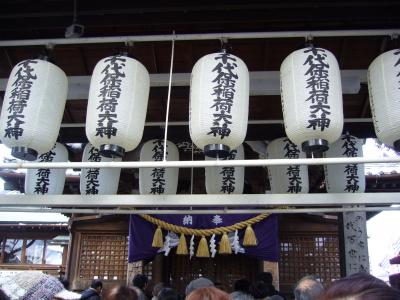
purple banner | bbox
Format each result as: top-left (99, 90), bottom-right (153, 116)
top-left (128, 214), bottom-right (279, 262)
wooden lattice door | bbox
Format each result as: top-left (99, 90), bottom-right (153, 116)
top-left (279, 234), bottom-right (341, 296)
top-left (165, 252), bottom-right (260, 294)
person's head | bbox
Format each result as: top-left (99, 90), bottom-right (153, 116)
top-left (256, 272), bottom-right (274, 286)
top-left (157, 287), bottom-right (179, 300)
top-left (322, 272), bottom-right (400, 300)
top-left (233, 279), bottom-right (251, 293)
top-left (186, 287), bottom-right (229, 300)
top-left (103, 285), bottom-right (138, 300)
top-left (133, 274), bottom-right (149, 290)
top-left (294, 275), bottom-right (324, 300)
top-left (152, 282), bottom-right (165, 297)
top-left (185, 277), bottom-right (214, 296)
top-left (59, 277), bottom-right (70, 289)
top-left (250, 281), bottom-right (271, 299)
top-left (0, 289), bottom-right (9, 300)
top-left (0, 271), bottom-right (80, 300)
top-left (91, 279), bottom-right (103, 293)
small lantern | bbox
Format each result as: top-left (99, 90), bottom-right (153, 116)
top-left (0, 59), bottom-right (68, 160)
top-left (80, 143), bottom-right (121, 195)
top-left (139, 139), bottom-right (179, 195)
top-left (25, 143), bottom-right (68, 195)
top-left (205, 144), bottom-right (244, 194)
top-left (368, 49), bottom-right (400, 151)
top-left (86, 55), bottom-right (150, 158)
top-left (280, 47), bottom-right (344, 154)
top-left (324, 134), bottom-right (365, 193)
top-left (267, 137), bottom-right (309, 193)
top-left (189, 50), bottom-right (249, 158)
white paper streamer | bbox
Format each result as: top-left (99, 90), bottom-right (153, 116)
top-left (189, 235), bottom-right (195, 259)
top-left (158, 232), bottom-right (179, 256)
top-left (229, 231), bottom-right (245, 254)
top-left (209, 234), bottom-right (217, 258)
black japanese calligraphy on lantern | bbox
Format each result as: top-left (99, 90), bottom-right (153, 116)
top-left (341, 135), bottom-right (360, 192)
top-left (220, 150), bottom-right (237, 194)
top-left (303, 48), bottom-right (331, 131)
top-left (283, 138), bottom-right (302, 193)
top-left (150, 140), bottom-right (166, 194)
top-left (207, 53), bottom-right (238, 139)
top-left (5, 60), bottom-right (38, 140)
top-left (86, 147), bottom-right (101, 195)
top-left (393, 50), bottom-right (400, 88)
top-left (96, 56), bottom-right (126, 138)
top-left (34, 146), bottom-right (56, 194)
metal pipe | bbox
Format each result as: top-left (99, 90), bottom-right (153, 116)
top-left (0, 193), bottom-right (397, 207)
top-left (1, 156), bottom-right (399, 169)
top-left (0, 30), bottom-right (398, 47)
top-left (60, 118), bottom-right (373, 128)
top-left (0, 206), bottom-right (398, 214)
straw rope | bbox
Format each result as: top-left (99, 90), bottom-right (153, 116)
top-left (140, 213), bottom-right (270, 237)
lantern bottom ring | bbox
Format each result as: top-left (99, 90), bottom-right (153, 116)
top-left (11, 146), bottom-right (38, 161)
top-left (99, 144), bottom-right (125, 158)
top-left (204, 144), bottom-right (230, 158)
top-left (394, 139), bottom-right (400, 152)
top-left (301, 139), bottom-right (329, 155)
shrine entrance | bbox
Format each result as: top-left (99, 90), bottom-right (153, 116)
top-left (163, 250), bottom-right (260, 294)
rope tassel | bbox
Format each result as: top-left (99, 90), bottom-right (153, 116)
top-left (243, 225), bottom-right (257, 246)
top-left (152, 226), bottom-right (164, 248)
top-left (219, 232), bottom-right (232, 254)
top-left (176, 233), bottom-right (188, 255)
top-left (196, 236), bottom-right (210, 257)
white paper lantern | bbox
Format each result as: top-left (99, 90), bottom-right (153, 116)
top-left (139, 139), bottom-right (179, 195)
top-left (25, 143), bottom-right (68, 195)
top-left (280, 47), bottom-right (344, 154)
top-left (368, 49), bottom-right (400, 151)
top-left (86, 55), bottom-right (150, 158)
top-left (267, 137), bottom-right (309, 194)
top-left (0, 59), bottom-right (68, 161)
top-left (324, 135), bottom-right (365, 193)
top-left (80, 143), bottom-right (121, 195)
top-left (205, 144), bottom-right (244, 194)
top-left (189, 51), bottom-right (249, 158)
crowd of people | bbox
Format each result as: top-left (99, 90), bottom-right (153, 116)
top-left (0, 271), bottom-right (399, 300)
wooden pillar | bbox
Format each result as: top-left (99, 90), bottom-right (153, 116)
top-left (342, 209), bottom-right (369, 275)
top-left (152, 254), bottom-right (163, 284)
top-left (263, 261), bottom-right (280, 290)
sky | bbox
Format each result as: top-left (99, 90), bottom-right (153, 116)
top-left (0, 139), bottom-right (399, 280)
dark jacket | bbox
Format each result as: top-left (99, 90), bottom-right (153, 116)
top-left (80, 288), bottom-right (100, 300)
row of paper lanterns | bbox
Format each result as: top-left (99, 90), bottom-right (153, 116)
top-left (0, 46), bottom-right (399, 163)
top-left (24, 135), bottom-right (365, 195)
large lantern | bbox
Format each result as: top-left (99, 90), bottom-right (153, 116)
top-left (280, 47), bottom-right (344, 154)
top-left (0, 59), bottom-right (68, 161)
top-left (139, 139), bottom-right (179, 195)
top-left (267, 137), bottom-right (309, 193)
top-left (324, 134), bottom-right (365, 193)
top-left (189, 50), bottom-right (249, 158)
top-left (205, 144), bottom-right (244, 194)
top-left (80, 143), bottom-right (121, 195)
top-left (25, 143), bottom-right (68, 195)
top-left (86, 55), bottom-right (150, 158)
top-left (368, 49), bottom-right (400, 151)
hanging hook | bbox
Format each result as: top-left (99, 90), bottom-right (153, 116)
top-left (220, 37), bottom-right (230, 53)
top-left (305, 35), bottom-right (314, 48)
